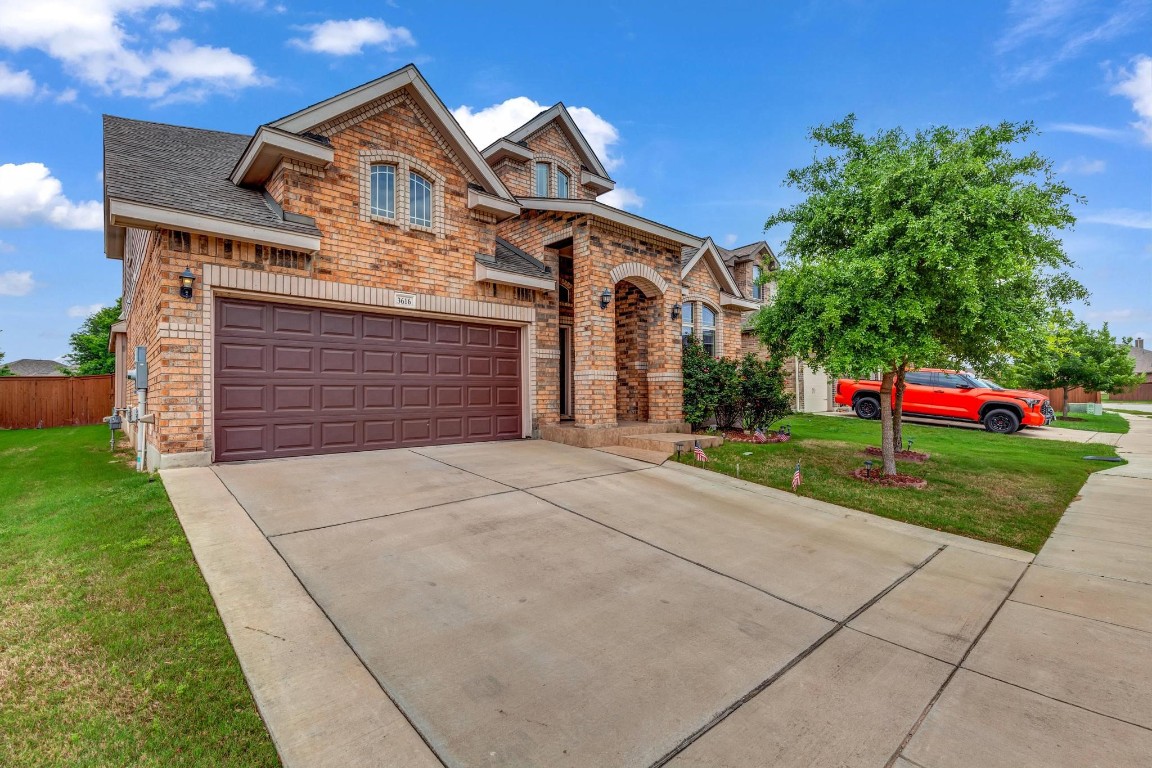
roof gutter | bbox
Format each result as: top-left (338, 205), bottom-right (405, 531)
top-left (107, 198), bottom-right (322, 253)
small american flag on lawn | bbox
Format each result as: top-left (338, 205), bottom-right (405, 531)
top-left (753, 428), bottom-right (767, 443)
top-left (693, 441), bottom-right (709, 462)
top-left (791, 460), bottom-right (802, 492)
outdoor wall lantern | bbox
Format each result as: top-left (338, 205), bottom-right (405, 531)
top-left (671, 303), bottom-right (681, 321)
top-left (179, 268), bottom-right (196, 300)
top-left (599, 287), bottom-right (612, 309)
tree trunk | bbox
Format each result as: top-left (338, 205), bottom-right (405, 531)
top-left (879, 370), bottom-right (897, 476)
top-left (1062, 385), bottom-right (1070, 418)
top-left (893, 363), bottom-right (907, 453)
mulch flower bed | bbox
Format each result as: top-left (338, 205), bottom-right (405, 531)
top-left (850, 468), bottom-right (928, 489)
top-left (721, 430), bottom-right (792, 444)
top-left (862, 446), bottom-right (931, 463)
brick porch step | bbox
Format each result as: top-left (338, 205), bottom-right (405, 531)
top-left (618, 433), bottom-right (723, 457)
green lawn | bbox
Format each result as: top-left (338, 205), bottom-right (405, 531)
top-left (1052, 411), bottom-right (1130, 433)
top-left (676, 414), bottom-right (1121, 553)
top-left (0, 427), bottom-right (278, 767)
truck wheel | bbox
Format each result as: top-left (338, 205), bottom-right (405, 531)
top-left (854, 396), bottom-right (881, 420)
top-left (983, 409), bottom-right (1020, 434)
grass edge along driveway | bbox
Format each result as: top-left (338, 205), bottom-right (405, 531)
top-left (0, 426), bottom-right (279, 767)
top-left (674, 414), bottom-right (1122, 553)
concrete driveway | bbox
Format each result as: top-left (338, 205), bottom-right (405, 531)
top-left (166, 440), bottom-right (1054, 767)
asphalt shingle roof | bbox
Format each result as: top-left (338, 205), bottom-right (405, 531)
top-left (479, 237), bottom-right (551, 278)
top-left (7, 359), bottom-right (67, 376)
top-left (103, 116), bottom-right (320, 238)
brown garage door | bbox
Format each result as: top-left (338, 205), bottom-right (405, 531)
top-left (214, 297), bottom-right (521, 462)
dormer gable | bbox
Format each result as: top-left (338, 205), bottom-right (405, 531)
top-left (483, 103), bottom-right (615, 197)
top-left (233, 64), bottom-right (518, 220)
top-left (681, 237), bottom-right (744, 302)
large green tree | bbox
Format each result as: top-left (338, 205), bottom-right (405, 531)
top-left (1010, 320), bottom-right (1142, 416)
top-left (65, 299), bottom-right (122, 375)
top-left (756, 116), bottom-right (1085, 474)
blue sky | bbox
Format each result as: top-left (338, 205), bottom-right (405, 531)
top-left (0, 1), bottom-right (1149, 362)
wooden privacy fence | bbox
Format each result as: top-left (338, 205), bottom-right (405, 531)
top-left (1110, 381), bottom-right (1152, 402)
top-left (0, 375), bottom-right (115, 430)
top-left (1036, 387), bottom-right (1100, 412)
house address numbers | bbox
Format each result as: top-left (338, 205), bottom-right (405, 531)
top-left (393, 292), bottom-right (417, 309)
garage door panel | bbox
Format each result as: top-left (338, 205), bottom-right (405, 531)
top-left (215, 298), bottom-right (522, 461)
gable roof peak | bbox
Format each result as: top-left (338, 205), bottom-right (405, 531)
top-left (501, 102), bottom-right (611, 180)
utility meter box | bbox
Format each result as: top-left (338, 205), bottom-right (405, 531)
top-left (126, 346), bottom-right (148, 389)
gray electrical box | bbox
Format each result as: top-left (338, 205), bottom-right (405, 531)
top-left (126, 346), bottom-right (148, 390)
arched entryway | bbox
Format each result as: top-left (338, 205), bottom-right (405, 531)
top-left (614, 279), bottom-right (654, 422)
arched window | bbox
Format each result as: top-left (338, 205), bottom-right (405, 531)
top-left (370, 164), bottom-right (395, 218)
top-left (557, 169), bottom-right (570, 198)
top-left (752, 264), bottom-right (763, 301)
top-left (681, 302), bottom-right (694, 347)
top-left (409, 171), bottom-right (432, 227)
top-left (700, 305), bottom-right (717, 356)
top-left (535, 162), bottom-right (549, 196)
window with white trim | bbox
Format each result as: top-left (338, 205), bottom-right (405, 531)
top-left (700, 305), bottom-right (717, 357)
top-left (557, 168), bottom-right (570, 198)
top-left (681, 302), bottom-right (694, 347)
top-left (370, 164), bottom-right (396, 218)
top-left (535, 162), bottom-right (549, 196)
top-left (409, 171), bottom-right (432, 227)
top-left (752, 265), bottom-right (763, 301)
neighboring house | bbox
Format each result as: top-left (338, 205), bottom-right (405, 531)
top-left (6, 358), bottom-right (67, 376)
top-left (1130, 338), bottom-right (1152, 383)
top-left (103, 65), bottom-right (767, 468)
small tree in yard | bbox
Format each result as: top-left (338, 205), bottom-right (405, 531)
top-left (756, 116), bottom-right (1085, 476)
top-left (739, 354), bottom-right (792, 431)
top-left (65, 299), bottom-right (121, 375)
top-left (1011, 320), bottom-right (1142, 416)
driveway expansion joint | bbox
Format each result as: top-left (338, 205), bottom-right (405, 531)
top-left (647, 545), bottom-right (946, 768)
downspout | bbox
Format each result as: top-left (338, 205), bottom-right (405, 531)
top-left (795, 357), bottom-right (801, 411)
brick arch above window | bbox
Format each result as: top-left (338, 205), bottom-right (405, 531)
top-left (358, 149), bottom-right (447, 236)
top-left (532, 152), bottom-right (578, 198)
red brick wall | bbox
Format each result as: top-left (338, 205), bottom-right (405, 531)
top-left (614, 281), bottom-right (650, 421)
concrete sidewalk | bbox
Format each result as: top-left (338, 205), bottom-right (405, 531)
top-left (899, 413), bottom-right (1152, 767)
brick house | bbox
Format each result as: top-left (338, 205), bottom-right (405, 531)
top-left (103, 65), bottom-right (772, 468)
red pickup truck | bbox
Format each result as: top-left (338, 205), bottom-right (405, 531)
top-left (834, 369), bottom-right (1054, 433)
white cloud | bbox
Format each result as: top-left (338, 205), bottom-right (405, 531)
top-left (0, 162), bottom-right (103, 230)
top-left (1049, 122), bottom-right (1126, 140)
top-left (291, 18), bottom-right (415, 56)
top-left (0, 61), bottom-right (35, 97)
top-left (67, 302), bottom-right (105, 318)
top-left (1080, 208), bottom-right (1152, 229)
top-left (0, 270), bottom-right (34, 296)
top-left (1112, 54), bottom-right (1152, 144)
top-left (0, 0), bottom-right (264, 101)
top-left (153, 12), bottom-right (180, 33)
top-left (598, 187), bottom-right (644, 210)
top-left (0, 239), bottom-right (14, 253)
top-left (722, 233), bottom-right (739, 247)
top-left (452, 97), bottom-right (625, 171)
top-left (1057, 156), bottom-right (1106, 175)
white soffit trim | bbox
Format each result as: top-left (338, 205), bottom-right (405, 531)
top-left (468, 188), bottom-right (521, 220)
top-left (475, 262), bottom-right (556, 291)
top-left (107, 199), bottom-right (322, 253)
top-left (681, 237), bottom-right (742, 296)
top-left (720, 293), bottom-right (760, 311)
top-left (518, 197), bottom-right (702, 247)
top-left (270, 65), bottom-right (516, 204)
top-left (482, 138), bottom-right (534, 164)
top-left (580, 169), bottom-right (615, 193)
top-left (230, 126), bottom-right (334, 186)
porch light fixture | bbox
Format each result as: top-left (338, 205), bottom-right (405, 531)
top-left (179, 268), bottom-right (196, 300)
top-left (671, 303), bottom-right (681, 321)
top-left (599, 287), bottom-right (612, 309)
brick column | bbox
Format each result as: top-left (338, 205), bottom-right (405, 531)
top-left (647, 287), bottom-right (683, 422)
top-left (572, 224), bottom-right (616, 426)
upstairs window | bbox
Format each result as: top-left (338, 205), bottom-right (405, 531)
top-left (535, 162), bottom-right (549, 196)
top-left (557, 169), bottom-right (570, 198)
top-left (681, 302), bottom-right (694, 347)
top-left (752, 265), bottom-right (763, 300)
top-left (370, 164), bottom-right (396, 218)
top-left (409, 171), bottom-right (432, 227)
top-left (700, 305), bottom-right (717, 357)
